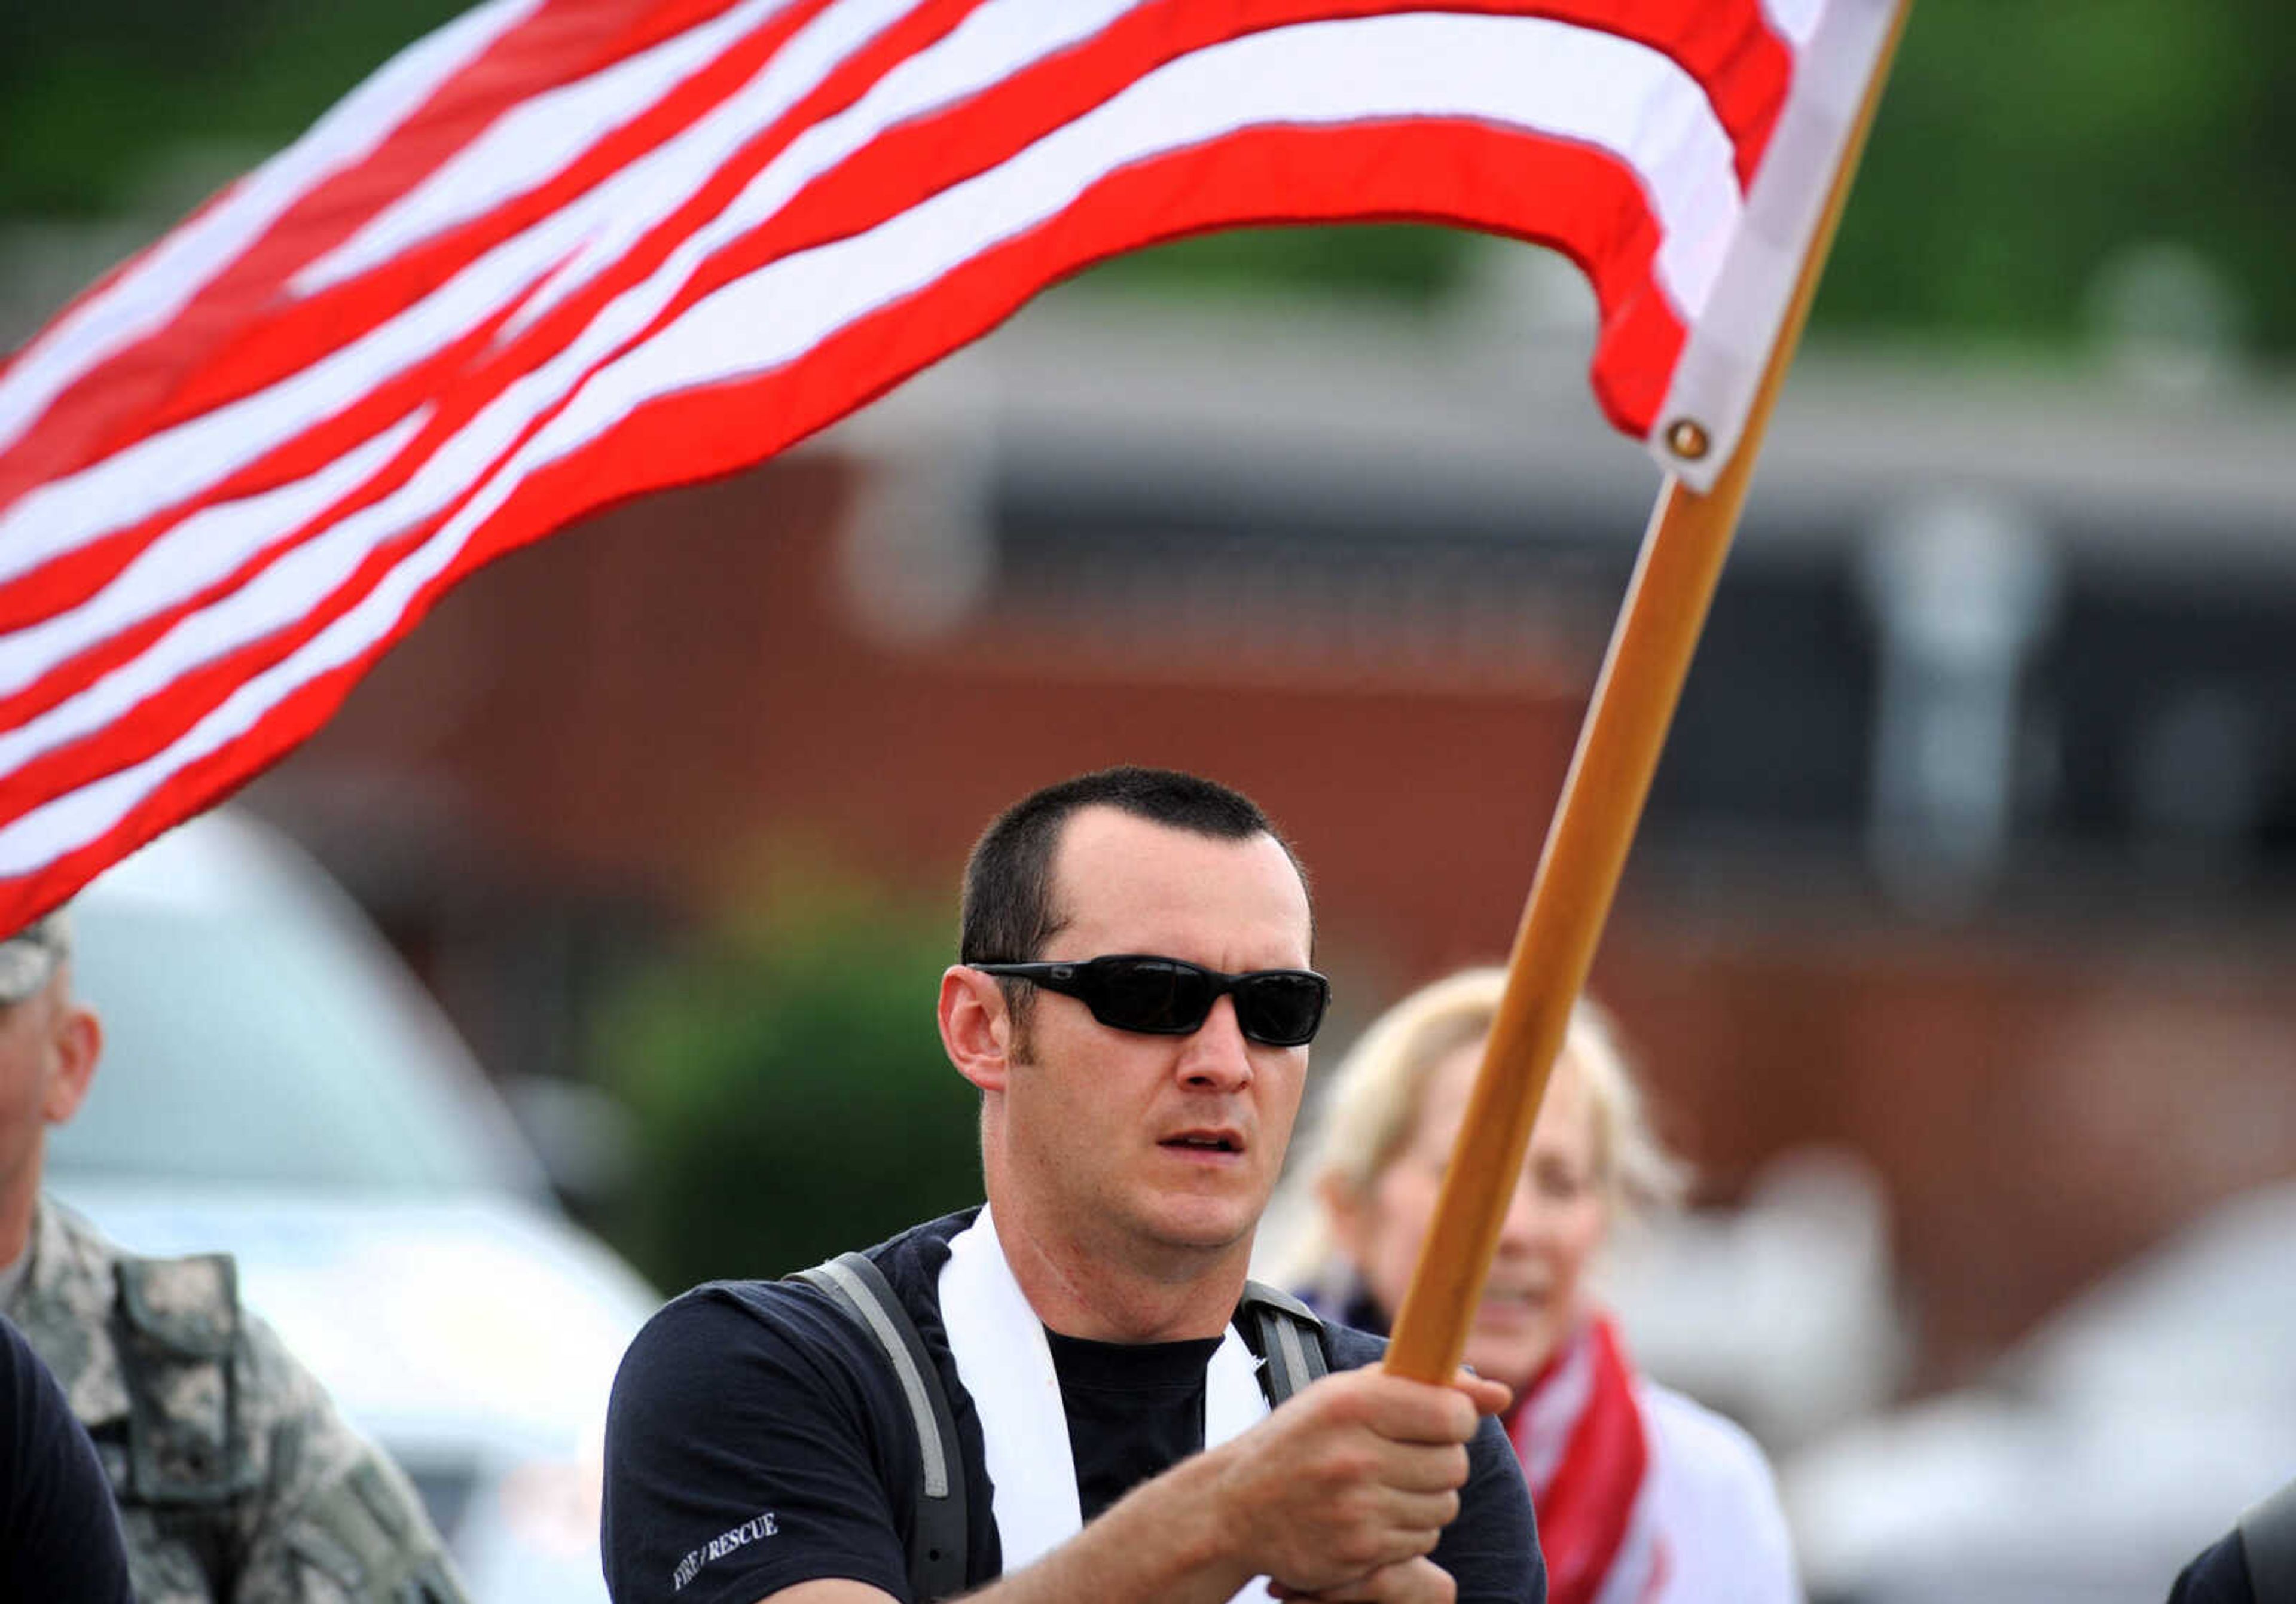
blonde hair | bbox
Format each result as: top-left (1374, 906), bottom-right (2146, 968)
top-left (1265, 967), bottom-right (1685, 1293)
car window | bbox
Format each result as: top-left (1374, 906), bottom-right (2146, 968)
top-left (48, 900), bottom-right (520, 1194)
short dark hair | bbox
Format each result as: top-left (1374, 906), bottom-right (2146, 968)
top-left (960, 768), bottom-right (1307, 974)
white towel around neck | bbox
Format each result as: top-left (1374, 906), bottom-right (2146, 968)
top-left (938, 1206), bottom-right (1276, 1603)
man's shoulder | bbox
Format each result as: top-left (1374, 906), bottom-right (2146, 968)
top-left (13, 1200), bottom-right (141, 1426)
top-left (231, 1304), bottom-right (352, 1447)
top-left (16, 1202), bottom-right (460, 1600)
top-left (604, 1215), bottom-right (984, 1564)
top-left (856, 1206), bottom-right (979, 1278)
top-left (16, 1196), bottom-right (119, 1317)
top-left (16, 1196), bottom-right (343, 1456)
top-left (850, 1207), bottom-right (980, 1337)
top-left (1318, 1319), bottom-right (1390, 1372)
top-left (604, 1215), bottom-right (988, 1604)
top-left (624, 1210), bottom-right (981, 1394)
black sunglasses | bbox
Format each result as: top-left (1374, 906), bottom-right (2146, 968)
top-left (971, 954), bottom-right (1331, 1047)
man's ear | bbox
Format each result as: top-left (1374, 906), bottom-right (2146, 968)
top-left (40, 1002), bottom-right (102, 1127)
top-left (939, 966), bottom-right (1014, 1094)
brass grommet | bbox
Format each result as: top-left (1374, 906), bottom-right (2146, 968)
top-left (1665, 418), bottom-right (1711, 460)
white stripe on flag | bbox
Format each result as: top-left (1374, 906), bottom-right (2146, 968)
top-left (0, 0), bottom-right (1126, 586)
top-left (1760, 0), bottom-right (1825, 47)
top-left (0, 414), bottom-right (427, 701)
top-left (0, 218), bottom-right (590, 588)
top-left (1, 0), bottom-right (894, 584)
top-left (495, 0), bottom-right (1152, 343)
top-left (1649, 0), bottom-right (1893, 487)
top-left (295, 0), bottom-right (811, 295)
top-left (0, 0), bottom-right (543, 456)
top-left (0, 484), bottom-right (481, 875)
top-left (546, 12), bottom-right (1733, 447)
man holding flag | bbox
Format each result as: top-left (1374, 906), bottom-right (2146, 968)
top-left (601, 767), bottom-right (1541, 1603)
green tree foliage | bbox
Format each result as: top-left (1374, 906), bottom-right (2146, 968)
top-left (1818, 0), bottom-right (2296, 352)
top-left (595, 874), bottom-right (982, 1295)
top-left (0, 0), bottom-right (471, 216)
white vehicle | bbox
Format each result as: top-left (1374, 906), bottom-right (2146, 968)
top-left (47, 811), bottom-right (660, 1604)
top-left (1782, 1181), bottom-right (2296, 1604)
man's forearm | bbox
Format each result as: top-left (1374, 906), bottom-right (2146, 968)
top-left (954, 1365), bottom-right (1495, 1603)
top-left (955, 1449), bottom-right (1257, 1604)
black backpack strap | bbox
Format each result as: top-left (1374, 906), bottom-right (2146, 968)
top-left (1236, 1281), bottom-right (1330, 1407)
top-left (792, 1252), bottom-right (970, 1602)
top-left (2238, 1475), bottom-right (2296, 1604)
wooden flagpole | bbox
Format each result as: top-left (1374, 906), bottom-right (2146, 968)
top-left (1383, 1), bottom-right (1913, 1386)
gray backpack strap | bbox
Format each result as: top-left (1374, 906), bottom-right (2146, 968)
top-left (2238, 1475), bottom-right (2296, 1603)
top-left (1236, 1281), bottom-right (1330, 1407)
top-left (792, 1252), bottom-right (969, 1602)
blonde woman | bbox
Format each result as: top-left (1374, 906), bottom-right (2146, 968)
top-left (1274, 968), bottom-right (1797, 1604)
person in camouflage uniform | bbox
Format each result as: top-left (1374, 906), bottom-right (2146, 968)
top-left (0, 911), bottom-right (469, 1603)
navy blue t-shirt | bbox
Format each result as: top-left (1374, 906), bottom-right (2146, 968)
top-left (3, 1312), bottom-right (135, 1604)
top-left (1043, 1327), bottom-right (1222, 1524)
top-left (602, 1210), bottom-right (1541, 1604)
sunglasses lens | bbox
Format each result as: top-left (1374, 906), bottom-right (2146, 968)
top-left (1091, 959), bottom-right (1211, 1034)
top-left (1236, 974), bottom-right (1327, 1046)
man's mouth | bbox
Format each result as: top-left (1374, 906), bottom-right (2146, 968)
top-left (1159, 1130), bottom-right (1244, 1156)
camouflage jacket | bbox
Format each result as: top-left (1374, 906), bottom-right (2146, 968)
top-left (5, 1198), bottom-right (468, 1604)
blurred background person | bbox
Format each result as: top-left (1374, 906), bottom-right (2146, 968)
top-left (1270, 967), bottom-right (1797, 1604)
top-left (0, 909), bottom-right (468, 1604)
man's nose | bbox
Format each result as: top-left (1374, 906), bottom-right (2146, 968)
top-left (1176, 997), bottom-right (1254, 1091)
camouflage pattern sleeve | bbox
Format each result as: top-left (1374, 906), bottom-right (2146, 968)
top-left (225, 1309), bottom-right (470, 1604)
top-left (14, 1205), bottom-right (473, 1602)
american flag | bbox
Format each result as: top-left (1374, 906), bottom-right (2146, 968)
top-left (0, 0), bottom-right (1895, 931)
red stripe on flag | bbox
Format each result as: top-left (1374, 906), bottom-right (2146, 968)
top-left (0, 509), bottom-right (433, 827)
top-left (0, 0), bottom-right (982, 677)
top-left (106, 0), bottom-right (945, 446)
top-left (0, 300), bottom-right (520, 651)
top-left (615, 0), bottom-right (1768, 358)
top-left (464, 117), bottom-right (1681, 577)
top-left (0, 0), bottom-right (771, 506)
top-left (0, 324), bottom-right (546, 790)
top-left (0, 648), bottom-right (405, 967)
